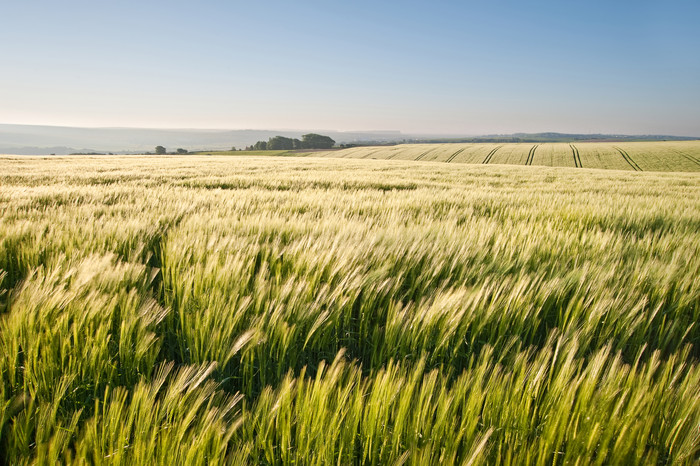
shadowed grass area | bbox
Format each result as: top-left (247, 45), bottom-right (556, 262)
top-left (1, 155), bottom-right (699, 464)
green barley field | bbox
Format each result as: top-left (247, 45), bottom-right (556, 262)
top-left (1, 151), bottom-right (699, 464)
top-left (316, 140), bottom-right (700, 172)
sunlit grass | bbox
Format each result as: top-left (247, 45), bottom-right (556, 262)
top-left (315, 140), bottom-right (700, 172)
top-left (1, 155), bottom-right (699, 464)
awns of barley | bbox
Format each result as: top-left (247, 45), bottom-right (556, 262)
top-left (0, 155), bottom-right (699, 464)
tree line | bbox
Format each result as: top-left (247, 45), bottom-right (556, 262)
top-left (151, 146), bottom-right (188, 155)
top-left (245, 133), bottom-right (335, 151)
top-left (152, 133), bottom-right (335, 154)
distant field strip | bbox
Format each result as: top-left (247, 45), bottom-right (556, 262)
top-left (316, 141), bottom-right (700, 172)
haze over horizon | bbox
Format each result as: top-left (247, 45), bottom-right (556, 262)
top-left (2, 1), bottom-right (699, 136)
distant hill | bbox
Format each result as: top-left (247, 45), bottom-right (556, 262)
top-left (0, 125), bottom-right (696, 154)
top-left (0, 124), bottom-right (404, 154)
top-left (404, 133), bottom-right (699, 144)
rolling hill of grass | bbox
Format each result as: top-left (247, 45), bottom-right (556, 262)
top-left (315, 140), bottom-right (700, 172)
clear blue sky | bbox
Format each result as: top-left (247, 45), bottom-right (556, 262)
top-left (2, 0), bottom-right (699, 135)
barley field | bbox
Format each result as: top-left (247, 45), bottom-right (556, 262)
top-left (1, 155), bottom-right (699, 464)
top-left (317, 140), bottom-right (700, 172)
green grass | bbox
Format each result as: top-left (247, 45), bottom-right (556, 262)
top-left (315, 140), bottom-right (700, 172)
top-left (1, 155), bottom-right (699, 464)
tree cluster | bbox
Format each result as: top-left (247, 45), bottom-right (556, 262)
top-left (152, 146), bottom-right (188, 155)
top-left (151, 133), bottom-right (336, 155)
top-left (245, 133), bottom-right (335, 151)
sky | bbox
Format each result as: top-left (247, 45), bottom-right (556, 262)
top-left (1, 0), bottom-right (699, 136)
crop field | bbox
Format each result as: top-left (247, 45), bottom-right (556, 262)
top-left (318, 140), bottom-right (700, 172)
top-left (1, 155), bottom-right (699, 464)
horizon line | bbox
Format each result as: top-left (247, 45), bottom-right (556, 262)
top-left (0, 122), bottom-right (698, 139)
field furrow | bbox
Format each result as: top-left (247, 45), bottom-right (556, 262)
top-left (414, 148), bottom-right (435, 161)
top-left (570, 144), bottom-right (582, 168)
top-left (488, 143), bottom-right (533, 165)
top-left (525, 144), bottom-right (539, 165)
top-left (446, 147), bottom-right (467, 163)
top-left (614, 146), bottom-right (642, 171)
top-left (482, 145), bottom-right (503, 164)
top-left (676, 150), bottom-right (700, 166)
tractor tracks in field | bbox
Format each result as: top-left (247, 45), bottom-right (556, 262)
top-left (360, 149), bottom-right (383, 160)
top-left (569, 144), bottom-right (583, 168)
top-left (445, 147), bottom-right (467, 163)
top-left (672, 149), bottom-right (700, 167)
top-left (613, 146), bottom-right (642, 171)
top-left (525, 144), bottom-right (539, 166)
top-left (386, 150), bottom-right (402, 160)
top-left (482, 145), bottom-right (503, 164)
top-left (415, 148), bottom-right (437, 161)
